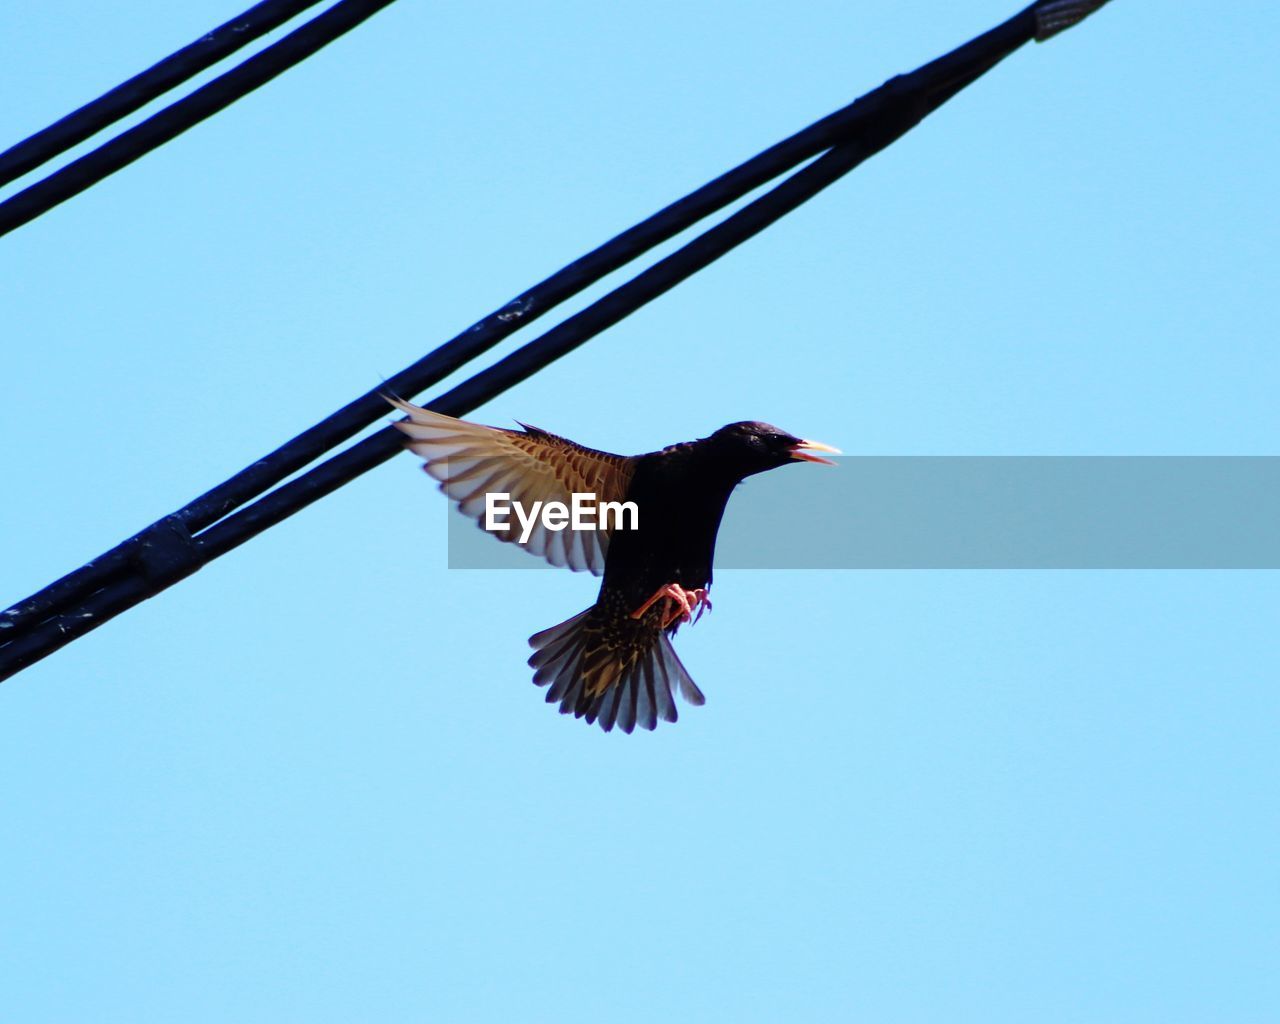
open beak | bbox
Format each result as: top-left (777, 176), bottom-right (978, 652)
top-left (789, 439), bottom-right (841, 466)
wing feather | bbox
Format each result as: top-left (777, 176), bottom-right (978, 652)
top-left (388, 396), bottom-right (635, 573)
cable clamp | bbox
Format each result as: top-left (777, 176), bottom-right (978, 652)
top-left (128, 516), bottom-right (201, 587)
top-left (1035, 0), bottom-right (1110, 42)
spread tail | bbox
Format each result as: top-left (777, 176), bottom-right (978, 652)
top-left (527, 608), bottom-right (705, 733)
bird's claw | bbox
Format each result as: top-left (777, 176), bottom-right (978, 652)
top-left (631, 584), bottom-right (712, 629)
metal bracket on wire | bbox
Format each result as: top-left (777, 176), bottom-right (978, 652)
top-left (1035, 0), bottom-right (1111, 41)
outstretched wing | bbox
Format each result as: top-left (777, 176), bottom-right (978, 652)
top-left (388, 396), bottom-right (635, 574)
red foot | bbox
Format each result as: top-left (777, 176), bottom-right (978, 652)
top-left (631, 584), bottom-right (713, 629)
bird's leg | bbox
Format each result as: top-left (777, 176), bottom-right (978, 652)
top-left (631, 583), bottom-right (695, 627)
top-left (689, 588), bottom-right (712, 624)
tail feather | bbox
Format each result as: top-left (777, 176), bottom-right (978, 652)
top-left (662, 640), bottom-right (706, 708)
top-left (527, 607), bottom-right (704, 733)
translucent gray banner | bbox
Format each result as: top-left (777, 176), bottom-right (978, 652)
top-left (443, 458), bottom-right (1280, 569)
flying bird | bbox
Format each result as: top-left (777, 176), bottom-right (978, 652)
top-left (389, 397), bottom-right (838, 733)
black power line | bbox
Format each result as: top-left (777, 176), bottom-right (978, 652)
top-left (0, 0), bottom-right (326, 188)
top-left (0, 0), bottom-right (400, 238)
top-left (0, 0), bottom-right (1112, 681)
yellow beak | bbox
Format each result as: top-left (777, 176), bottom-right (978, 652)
top-left (789, 439), bottom-right (841, 466)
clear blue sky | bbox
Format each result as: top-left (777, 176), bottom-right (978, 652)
top-left (3, 3), bottom-right (1278, 1021)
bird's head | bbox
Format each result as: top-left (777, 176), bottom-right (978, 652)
top-left (703, 421), bottom-right (841, 477)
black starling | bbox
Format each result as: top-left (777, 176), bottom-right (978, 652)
top-left (389, 397), bottom-right (838, 733)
